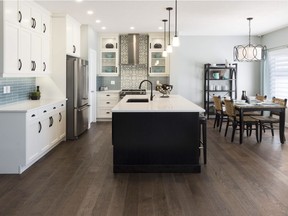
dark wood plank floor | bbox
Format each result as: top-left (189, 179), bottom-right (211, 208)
top-left (1, 121), bottom-right (288, 216)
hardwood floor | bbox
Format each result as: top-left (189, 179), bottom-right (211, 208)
top-left (1, 121), bottom-right (288, 216)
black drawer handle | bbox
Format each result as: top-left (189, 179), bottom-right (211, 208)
top-left (59, 113), bottom-right (62, 122)
top-left (18, 11), bottom-right (22, 23)
top-left (106, 102), bottom-right (110, 104)
top-left (106, 112), bottom-right (110, 114)
top-left (43, 110), bottom-right (47, 113)
top-left (73, 45), bottom-right (76, 53)
top-left (43, 23), bottom-right (46, 33)
top-left (31, 114), bottom-right (36, 117)
top-left (38, 121), bottom-right (42, 133)
top-left (18, 59), bottom-right (22, 70)
top-left (43, 62), bottom-right (46, 71)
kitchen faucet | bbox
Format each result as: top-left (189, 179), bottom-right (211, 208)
top-left (139, 80), bottom-right (154, 101)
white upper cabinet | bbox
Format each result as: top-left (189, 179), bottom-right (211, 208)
top-left (1, 0), bottom-right (51, 77)
top-left (66, 15), bottom-right (81, 57)
top-left (98, 34), bottom-right (119, 76)
top-left (148, 33), bottom-right (170, 76)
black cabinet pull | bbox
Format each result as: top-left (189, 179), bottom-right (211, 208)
top-left (116, 43), bottom-right (118, 49)
top-left (49, 116), bottom-right (53, 127)
top-left (31, 18), bottom-right (34, 28)
top-left (53, 107), bottom-right (56, 109)
top-left (31, 114), bottom-right (36, 117)
top-left (61, 104), bottom-right (64, 107)
top-left (38, 121), bottom-right (42, 133)
top-left (31, 61), bottom-right (36, 71)
top-left (59, 113), bottom-right (62, 122)
top-left (43, 62), bottom-right (46, 71)
top-left (18, 59), bottom-right (22, 70)
top-left (149, 43), bottom-right (151, 49)
top-left (106, 112), bottom-right (110, 114)
top-left (18, 11), bottom-right (22, 23)
top-left (43, 23), bottom-right (46, 33)
top-left (149, 67), bottom-right (151, 73)
top-left (73, 45), bottom-right (76, 53)
top-left (106, 102), bottom-right (110, 104)
top-left (43, 110), bottom-right (47, 113)
top-left (116, 67), bottom-right (117, 73)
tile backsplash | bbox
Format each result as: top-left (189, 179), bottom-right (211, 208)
top-left (0, 78), bottom-right (36, 105)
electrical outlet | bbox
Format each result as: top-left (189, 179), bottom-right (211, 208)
top-left (111, 80), bottom-right (115, 85)
top-left (3, 86), bottom-right (11, 94)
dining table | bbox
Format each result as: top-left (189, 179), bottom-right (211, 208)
top-left (234, 102), bottom-right (286, 144)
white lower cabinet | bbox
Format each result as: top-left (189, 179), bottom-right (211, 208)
top-left (96, 91), bottom-right (120, 120)
top-left (0, 100), bottom-right (66, 174)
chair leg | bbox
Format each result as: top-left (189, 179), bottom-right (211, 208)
top-left (270, 123), bottom-right (274, 136)
top-left (203, 120), bottom-right (207, 164)
top-left (260, 123), bottom-right (263, 142)
top-left (256, 123), bottom-right (259, 142)
top-left (231, 122), bottom-right (237, 142)
top-left (225, 119), bottom-right (229, 137)
top-left (213, 114), bottom-right (219, 128)
top-left (219, 115), bottom-right (223, 132)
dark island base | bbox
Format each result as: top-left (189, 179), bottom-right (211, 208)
top-left (112, 112), bottom-right (201, 173)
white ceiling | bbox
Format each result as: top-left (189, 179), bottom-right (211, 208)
top-left (35, 0), bottom-right (288, 36)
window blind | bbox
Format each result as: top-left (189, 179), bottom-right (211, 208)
top-left (264, 48), bottom-right (288, 99)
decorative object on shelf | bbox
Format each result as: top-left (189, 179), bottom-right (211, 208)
top-left (156, 83), bottom-right (173, 97)
top-left (166, 7), bottom-right (173, 53)
top-left (212, 72), bottom-right (220, 79)
top-left (173, 0), bottom-right (180, 47)
top-left (154, 43), bottom-right (162, 49)
top-left (105, 43), bottom-right (114, 49)
top-left (162, 19), bottom-right (168, 57)
top-left (233, 17), bottom-right (267, 61)
top-left (30, 86), bottom-right (41, 100)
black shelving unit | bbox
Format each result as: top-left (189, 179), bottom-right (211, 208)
top-left (204, 63), bottom-right (237, 119)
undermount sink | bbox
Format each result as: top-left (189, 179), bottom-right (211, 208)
top-left (126, 98), bottom-right (149, 103)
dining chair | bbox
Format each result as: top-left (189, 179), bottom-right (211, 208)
top-left (213, 95), bottom-right (227, 132)
top-left (224, 99), bottom-right (260, 143)
top-left (252, 97), bottom-right (287, 142)
top-left (246, 94), bottom-right (267, 116)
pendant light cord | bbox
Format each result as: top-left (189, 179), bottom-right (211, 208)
top-left (175, 0), bottom-right (178, 37)
top-left (247, 17), bottom-right (253, 46)
top-left (166, 7), bottom-right (173, 46)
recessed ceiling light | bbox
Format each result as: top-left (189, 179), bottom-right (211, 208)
top-left (101, 26), bottom-right (106, 30)
top-left (130, 27), bottom-right (135, 30)
top-left (87, 10), bottom-right (94, 15)
top-left (95, 19), bottom-right (101, 23)
top-left (158, 26), bottom-right (163, 30)
top-left (75, 0), bottom-right (83, 2)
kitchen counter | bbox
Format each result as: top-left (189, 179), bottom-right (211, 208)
top-left (112, 94), bottom-right (205, 173)
top-left (112, 94), bottom-right (205, 113)
top-left (0, 98), bottom-right (67, 112)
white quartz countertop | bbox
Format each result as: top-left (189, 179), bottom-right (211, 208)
top-left (112, 95), bottom-right (205, 113)
top-left (0, 98), bottom-right (67, 113)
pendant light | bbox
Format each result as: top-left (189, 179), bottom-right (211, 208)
top-left (172, 0), bottom-right (180, 47)
top-left (233, 17), bottom-right (266, 61)
top-left (162, 19), bottom-right (168, 58)
top-left (166, 7), bottom-right (173, 53)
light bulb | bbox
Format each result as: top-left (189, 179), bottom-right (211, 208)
top-left (172, 36), bottom-right (180, 47)
top-left (167, 45), bottom-right (173, 53)
top-left (162, 50), bottom-right (168, 57)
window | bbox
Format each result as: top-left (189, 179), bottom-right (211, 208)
top-left (264, 48), bottom-right (288, 99)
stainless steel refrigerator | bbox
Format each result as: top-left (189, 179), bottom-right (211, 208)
top-left (66, 55), bottom-right (89, 140)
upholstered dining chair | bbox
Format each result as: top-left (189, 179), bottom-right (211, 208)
top-left (252, 97), bottom-right (287, 142)
top-left (224, 99), bottom-right (260, 143)
top-left (213, 95), bottom-right (227, 132)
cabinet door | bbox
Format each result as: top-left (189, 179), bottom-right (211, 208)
top-left (4, 22), bottom-right (20, 74)
top-left (58, 110), bottom-right (66, 140)
top-left (18, 1), bottom-right (31, 30)
top-left (66, 17), bottom-right (74, 55)
top-left (31, 7), bottom-right (42, 33)
top-left (39, 117), bottom-right (50, 152)
top-left (149, 51), bottom-right (168, 76)
top-left (26, 120), bottom-right (41, 164)
top-left (100, 51), bottom-right (118, 75)
top-left (19, 28), bottom-right (31, 74)
top-left (42, 38), bottom-right (50, 74)
top-left (3, 1), bottom-right (19, 25)
top-left (42, 13), bottom-right (50, 38)
top-left (73, 22), bottom-right (81, 57)
top-left (31, 33), bottom-right (42, 73)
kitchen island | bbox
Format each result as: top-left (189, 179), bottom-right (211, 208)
top-left (112, 95), bottom-right (205, 173)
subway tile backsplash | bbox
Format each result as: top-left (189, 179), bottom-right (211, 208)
top-left (0, 78), bottom-right (36, 105)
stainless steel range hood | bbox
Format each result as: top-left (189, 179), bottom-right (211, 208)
top-left (126, 34), bottom-right (140, 65)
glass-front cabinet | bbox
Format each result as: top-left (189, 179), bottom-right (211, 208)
top-left (99, 34), bottom-right (119, 76)
top-left (148, 33), bottom-right (169, 76)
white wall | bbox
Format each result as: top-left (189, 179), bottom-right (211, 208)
top-left (170, 35), bottom-right (261, 107)
top-left (262, 27), bottom-right (288, 49)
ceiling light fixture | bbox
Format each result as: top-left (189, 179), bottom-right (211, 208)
top-left (95, 20), bottom-right (101, 23)
top-left (162, 19), bottom-right (168, 58)
top-left (101, 26), bottom-right (106, 30)
top-left (130, 26), bottom-right (135, 30)
top-left (172, 0), bottom-right (180, 47)
top-left (87, 10), bottom-right (94, 15)
top-left (166, 7), bottom-right (173, 53)
top-left (233, 17), bottom-right (266, 61)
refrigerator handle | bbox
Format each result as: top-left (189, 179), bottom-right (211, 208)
top-left (77, 105), bottom-right (90, 112)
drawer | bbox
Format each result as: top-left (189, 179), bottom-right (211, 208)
top-left (97, 108), bottom-right (113, 118)
top-left (26, 110), bottom-right (39, 122)
top-left (97, 92), bottom-right (119, 100)
top-left (97, 98), bottom-right (119, 108)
